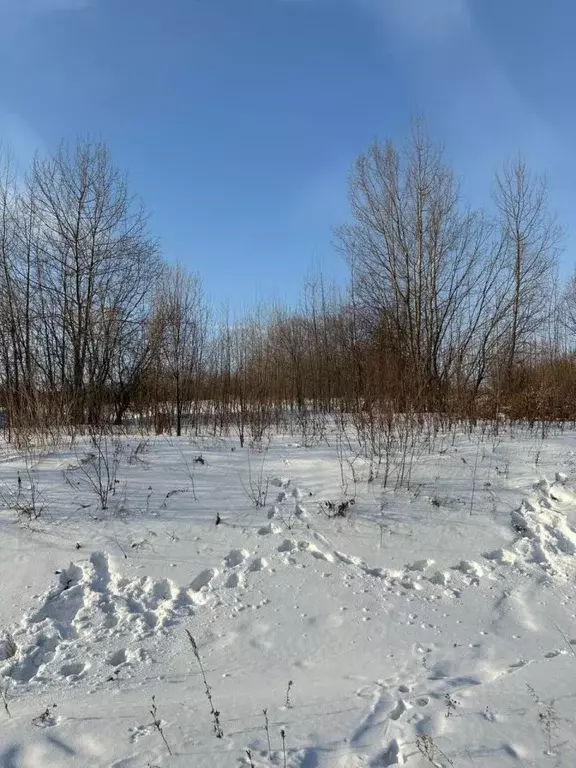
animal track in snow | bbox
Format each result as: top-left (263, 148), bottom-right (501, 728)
top-left (189, 546), bottom-right (274, 600)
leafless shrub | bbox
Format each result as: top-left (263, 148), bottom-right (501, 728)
top-left (416, 734), bottom-right (454, 767)
top-left (527, 684), bottom-right (560, 756)
top-left (0, 451), bottom-right (46, 522)
top-left (73, 429), bottom-right (123, 511)
top-left (128, 438), bottom-right (151, 465)
top-left (241, 447), bottom-right (270, 508)
top-left (334, 429), bottom-right (363, 498)
top-left (177, 446), bottom-right (198, 501)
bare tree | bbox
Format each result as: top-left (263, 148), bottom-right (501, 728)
top-left (0, 129), bottom-right (572, 438)
top-left (156, 265), bottom-right (208, 436)
top-left (493, 157), bottom-right (561, 379)
top-left (337, 121), bottom-right (504, 406)
top-left (0, 148), bottom-right (21, 432)
top-left (30, 139), bottom-right (159, 424)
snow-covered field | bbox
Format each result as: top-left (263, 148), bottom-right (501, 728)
top-left (2, 425), bottom-right (576, 767)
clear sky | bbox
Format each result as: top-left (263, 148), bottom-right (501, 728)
top-left (0, 0), bottom-right (573, 309)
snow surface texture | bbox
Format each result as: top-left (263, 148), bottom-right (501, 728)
top-left (1, 430), bottom-right (576, 765)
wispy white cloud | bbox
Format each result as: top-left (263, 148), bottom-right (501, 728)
top-left (0, 111), bottom-right (43, 170)
top-left (0, 0), bottom-right (92, 166)
top-left (0, 0), bottom-right (90, 11)
top-left (0, 0), bottom-right (91, 24)
top-left (369, 0), bottom-right (471, 44)
top-left (357, 0), bottom-right (567, 217)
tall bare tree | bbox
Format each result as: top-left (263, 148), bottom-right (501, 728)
top-left (493, 157), bottom-right (561, 379)
top-left (156, 265), bottom-right (208, 436)
top-left (337, 121), bottom-right (505, 404)
top-left (31, 139), bottom-right (159, 423)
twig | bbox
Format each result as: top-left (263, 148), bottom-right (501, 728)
top-left (416, 734), bottom-right (454, 767)
top-left (280, 728), bottom-right (287, 768)
top-left (185, 629), bottom-right (223, 738)
top-left (0, 684), bottom-right (11, 718)
top-left (285, 680), bottom-right (293, 708)
top-left (553, 622), bottom-right (576, 658)
top-left (263, 708), bottom-right (272, 754)
top-left (149, 695), bottom-right (172, 756)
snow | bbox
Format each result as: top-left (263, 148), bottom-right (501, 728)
top-left (1, 427), bottom-right (576, 765)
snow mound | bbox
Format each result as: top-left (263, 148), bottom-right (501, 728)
top-left (2, 552), bottom-right (194, 686)
top-left (512, 486), bottom-right (576, 576)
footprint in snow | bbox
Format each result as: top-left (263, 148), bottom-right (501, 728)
top-left (389, 698), bottom-right (408, 720)
top-left (224, 549), bottom-right (249, 568)
top-left (59, 661), bottom-right (88, 679)
top-left (258, 523), bottom-right (282, 536)
top-left (270, 476), bottom-right (290, 488)
top-left (297, 541), bottom-right (334, 562)
top-left (371, 739), bottom-right (402, 767)
top-left (190, 568), bottom-right (218, 591)
top-left (107, 648), bottom-right (129, 667)
top-left (225, 572), bottom-right (243, 589)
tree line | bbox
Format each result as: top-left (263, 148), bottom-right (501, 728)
top-left (0, 124), bottom-right (574, 441)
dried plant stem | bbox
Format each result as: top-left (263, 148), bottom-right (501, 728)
top-left (185, 629), bottom-right (223, 738)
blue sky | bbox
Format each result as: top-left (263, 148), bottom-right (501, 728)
top-left (0, 0), bottom-right (573, 309)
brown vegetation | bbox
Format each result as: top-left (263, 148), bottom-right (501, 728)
top-left (0, 123), bottom-right (573, 442)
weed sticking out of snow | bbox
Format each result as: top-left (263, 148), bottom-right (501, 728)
top-left (185, 629), bottom-right (223, 738)
top-left (149, 695), bottom-right (172, 756)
